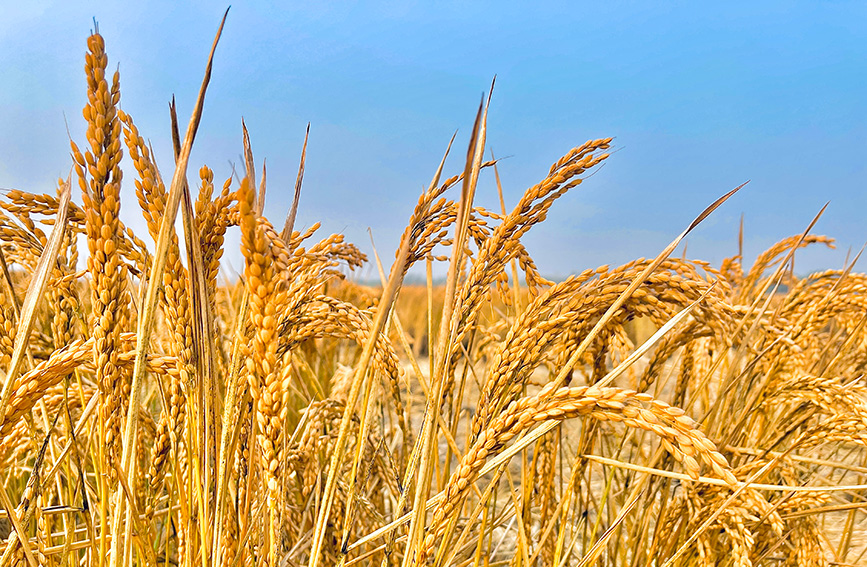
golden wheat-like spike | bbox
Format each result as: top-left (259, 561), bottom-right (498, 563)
top-left (196, 169), bottom-right (237, 309)
top-left (737, 234), bottom-right (835, 303)
top-left (471, 259), bottom-right (732, 441)
top-left (48, 223), bottom-right (82, 350)
top-left (238, 177), bottom-right (291, 565)
top-left (277, 296), bottom-right (410, 450)
top-left (0, 296), bottom-right (16, 367)
top-left (421, 385), bottom-right (736, 563)
top-left (4, 185), bottom-right (149, 276)
top-left (440, 142), bottom-right (612, 394)
top-left (119, 110), bottom-right (200, 519)
top-left (0, 334), bottom-right (179, 444)
top-left (71, 32), bottom-right (129, 471)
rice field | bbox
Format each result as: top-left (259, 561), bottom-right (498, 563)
top-left (0, 16), bottom-right (865, 567)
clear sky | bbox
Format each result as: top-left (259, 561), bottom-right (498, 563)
top-left (0, 1), bottom-right (864, 280)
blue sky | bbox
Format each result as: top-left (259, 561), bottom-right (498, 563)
top-left (0, 1), bottom-right (864, 280)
